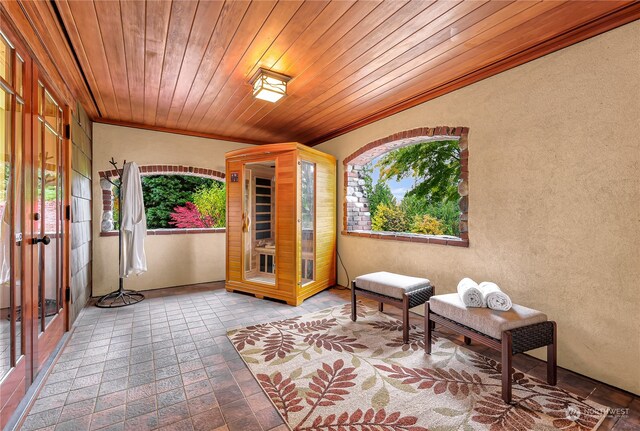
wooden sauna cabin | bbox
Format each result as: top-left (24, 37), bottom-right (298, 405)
top-left (225, 143), bottom-right (337, 305)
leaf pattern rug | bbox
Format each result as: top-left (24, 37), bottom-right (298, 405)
top-left (227, 303), bottom-right (607, 431)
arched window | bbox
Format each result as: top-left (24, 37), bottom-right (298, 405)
top-left (343, 127), bottom-right (469, 247)
top-left (99, 165), bottom-right (226, 235)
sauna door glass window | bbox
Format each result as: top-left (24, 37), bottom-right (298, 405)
top-left (243, 161), bottom-right (275, 285)
top-left (300, 161), bottom-right (315, 284)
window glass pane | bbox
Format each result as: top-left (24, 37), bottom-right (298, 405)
top-left (301, 161), bottom-right (315, 284)
top-left (13, 101), bottom-right (23, 361)
top-left (42, 125), bottom-right (59, 326)
top-left (38, 82), bottom-right (44, 116)
top-left (0, 87), bottom-right (11, 377)
top-left (44, 90), bottom-right (58, 128)
top-left (0, 35), bottom-right (11, 84)
top-left (15, 56), bottom-right (23, 97)
top-left (243, 161), bottom-right (276, 285)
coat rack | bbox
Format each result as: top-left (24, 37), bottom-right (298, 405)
top-left (96, 157), bottom-right (145, 308)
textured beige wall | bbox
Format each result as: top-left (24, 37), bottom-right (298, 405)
top-left (316, 22), bottom-right (640, 394)
top-left (92, 124), bottom-right (251, 295)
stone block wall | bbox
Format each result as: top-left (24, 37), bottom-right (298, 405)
top-left (70, 103), bottom-right (93, 324)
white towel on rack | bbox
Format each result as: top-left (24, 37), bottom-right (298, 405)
top-left (457, 278), bottom-right (483, 307)
top-left (120, 162), bottom-right (147, 277)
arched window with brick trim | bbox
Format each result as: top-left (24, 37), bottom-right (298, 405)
top-left (343, 127), bottom-right (469, 247)
top-left (99, 165), bottom-right (226, 235)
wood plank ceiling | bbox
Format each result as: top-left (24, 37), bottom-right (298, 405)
top-left (54, 0), bottom-right (639, 145)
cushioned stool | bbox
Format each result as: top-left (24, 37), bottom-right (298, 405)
top-left (351, 272), bottom-right (434, 343)
top-left (425, 293), bottom-right (557, 403)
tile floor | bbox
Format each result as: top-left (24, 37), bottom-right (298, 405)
top-left (16, 282), bottom-right (639, 431)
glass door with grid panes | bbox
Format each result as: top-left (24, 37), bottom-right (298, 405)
top-left (0, 25), bottom-right (69, 424)
top-left (0, 28), bottom-right (29, 427)
top-left (33, 79), bottom-right (67, 373)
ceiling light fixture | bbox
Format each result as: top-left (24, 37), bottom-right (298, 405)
top-left (249, 68), bottom-right (291, 103)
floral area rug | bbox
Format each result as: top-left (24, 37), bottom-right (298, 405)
top-left (227, 303), bottom-right (607, 431)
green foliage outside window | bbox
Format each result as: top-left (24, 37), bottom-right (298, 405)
top-left (377, 139), bottom-right (460, 203)
top-left (112, 175), bottom-right (226, 230)
top-left (142, 175), bottom-right (215, 229)
top-left (363, 139), bottom-right (461, 236)
top-left (361, 164), bottom-right (395, 216)
top-left (411, 214), bottom-right (445, 235)
top-left (371, 203), bottom-right (409, 232)
top-left (191, 182), bottom-right (226, 228)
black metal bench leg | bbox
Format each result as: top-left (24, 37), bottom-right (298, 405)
top-left (351, 281), bottom-right (357, 322)
top-left (378, 302), bottom-right (383, 312)
top-left (502, 331), bottom-right (513, 404)
top-left (425, 303), bottom-right (432, 354)
top-left (464, 336), bottom-right (471, 345)
top-left (547, 321), bottom-right (557, 385)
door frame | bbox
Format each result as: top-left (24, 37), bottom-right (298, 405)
top-left (0, 19), bottom-right (33, 429)
top-left (0, 15), bottom-right (71, 427)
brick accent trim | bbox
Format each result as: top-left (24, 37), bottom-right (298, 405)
top-left (99, 165), bottom-right (225, 233)
top-left (98, 165), bottom-right (225, 182)
top-left (343, 127), bottom-right (469, 247)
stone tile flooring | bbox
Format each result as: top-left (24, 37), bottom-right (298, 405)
top-left (17, 282), bottom-right (639, 431)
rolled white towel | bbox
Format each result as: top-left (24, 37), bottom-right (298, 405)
top-left (457, 278), bottom-right (483, 307)
top-left (479, 281), bottom-right (512, 311)
top-left (478, 282), bottom-right (499, 307)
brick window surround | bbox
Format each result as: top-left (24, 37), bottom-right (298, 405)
top-left (343, 126), bottom-right (469, 247)
top-left (99, 165), bottom-right (226, 236)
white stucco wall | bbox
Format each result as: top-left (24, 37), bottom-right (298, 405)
top-left (92, 124), bottom-right (251, 295)
top-left (316, 22), bottom-right (640, 394)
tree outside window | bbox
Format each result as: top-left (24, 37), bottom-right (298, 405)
top-left (363, 139), bottom-right (461, 237)
top-left (112, 174), bottom-right (226, 230)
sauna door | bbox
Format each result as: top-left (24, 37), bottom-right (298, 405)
top-left (242, 161), bottom-right (276, 286)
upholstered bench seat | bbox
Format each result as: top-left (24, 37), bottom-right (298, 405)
top-left (354, 271), bottom-right (431, 299)
top-left (426, 293), bottom-right (557, 404)
top-left (351, 272), bottom-right (434, 344)
top-left (429, 293), bottom-right (547, 339)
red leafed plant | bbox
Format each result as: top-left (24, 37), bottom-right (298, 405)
top-left (169, 202), bottom-right (214, 228)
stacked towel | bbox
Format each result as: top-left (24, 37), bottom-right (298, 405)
top-left (457, 279), bottom-right (513, 311)
top-left (480, 282), bottom-right (513, 311)
top-left (457, 278), bottom-right (484, 307)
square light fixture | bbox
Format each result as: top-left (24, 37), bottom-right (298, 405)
top-left (249, 68), bottom-right (291, 103)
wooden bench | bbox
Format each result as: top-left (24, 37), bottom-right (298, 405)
top-left (351, 272), bottom-right (434, 344)
top-left (425, 293), bottom-right (557, 404)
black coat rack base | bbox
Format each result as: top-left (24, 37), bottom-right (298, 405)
top-left (96, 157), bottom-right (145, 308)
top-left (96, 287), bottom-right (145, 308)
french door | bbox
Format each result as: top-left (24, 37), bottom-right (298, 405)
top-left (0, 27), bottom-right (30, 427)
top-left (32, 78), bottom-right (67, 371)
top-left (0, 24), bottom-right (69, 428)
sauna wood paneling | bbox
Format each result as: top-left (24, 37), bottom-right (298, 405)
top-left (225, 143), bottom-right (336, 305)
top-left (296, 146), bottom-right (337, 303)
